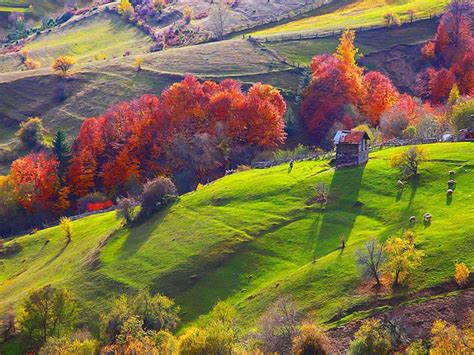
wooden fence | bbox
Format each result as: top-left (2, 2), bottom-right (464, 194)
top-left (249, 14), bottom-right (441, 44)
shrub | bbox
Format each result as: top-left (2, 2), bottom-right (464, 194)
top-left (138, 177), bottom-right (177, 220)
top-left (51, 56), bottom-right (76, 76)
top-left (451, 99), bottom-right (474, 131)
top-left (39, 330), bottom-right (99, 355)
top-left (454, 262), bottom-right (470, 287)
top-left (292, 324), bottom-right (332, 355)
top-left (178, 326), bottom-right (207, 354)
top-left (100, 291), bottom-right (180, 344)
top-left (16, 117), bottom-right (45, 147)
top-left (60, 217), bottom-right (73, 242)
top-left (154, 330), bottom-right (178, 355)
top-left (256, 296), bottom-right (299, 354)
top-left (24, 56), bottom-right (41, 70)
top-left (116, 197), bottom-right (139, 225)
top-left (430, 319), bottom-right (469, 354)
top-left (77, 192), bottom-right (109, 213)
top-left (405, 340), bottom-right (427, 354)
top-left (87, 200), bottom-right (113, 212)
top-left (18, 286), bottom-right (77, 349)
top-left (348, 319), bottom-right (392, 355)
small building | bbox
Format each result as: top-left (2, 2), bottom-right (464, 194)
top-left (333, 130), bottom-right (371, 168)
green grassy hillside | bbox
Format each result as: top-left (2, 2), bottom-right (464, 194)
top-left (251, 0), bottom-right (448, 37)
top-left (1, 143), bottom-right (473, 338)
top-left (1, 11), bottom-right (153, 71)
top-left (264, 19), bottom-right (438, 66)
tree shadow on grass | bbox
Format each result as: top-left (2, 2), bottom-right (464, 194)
top-left (312, 164), bottom-right (366, 259)
top-left (40, 241), bottom-right (69, 270)
top-left (119, 207), bottom-right (172, 257)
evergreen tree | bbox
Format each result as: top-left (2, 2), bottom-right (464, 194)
top-left (52, 129), bottom-right (71, 186)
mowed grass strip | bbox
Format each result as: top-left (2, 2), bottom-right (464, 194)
top-left (251, 0), bottom-right (449, 37)
top-left (0, 143), bottom-right (473, 334)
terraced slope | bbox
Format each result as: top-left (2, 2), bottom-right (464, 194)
top-left (1, 143), bottom-right (473, 337)
top-left (251, 0), bottom-right (449, 37)
top-left (0, 38), bottom-right (295, 140)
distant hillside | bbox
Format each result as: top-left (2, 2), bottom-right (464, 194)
top-left (1, 143), bottom-right (473, 345)
top-left (250, 0), bottom-right (448, 37)
top-left (0, 0), bottom-right (93, 38)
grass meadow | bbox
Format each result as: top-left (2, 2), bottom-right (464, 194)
top-left (1, 143), bottom-right (473, 339)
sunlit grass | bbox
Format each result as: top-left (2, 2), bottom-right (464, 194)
top-left (251, 0), bottom-right (449, 37)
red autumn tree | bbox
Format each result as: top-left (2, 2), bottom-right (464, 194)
top-left (301, 30), bottom-right (368, 144)
top-left (68, 76), bottom-right (287, 195)
top-left (239, 83), bottom-right (287, 149)
top-left (362, 71), bottom-right (399, 126)
top-left (10, 152), bottom-right (61, 214)
top-left (301, 54), bottom-right (359, 143)
top-left (419, 0), bottom-right (474, 103)
top-left (380, 94), bottom-right (419, 138)
top-left (429, 68), bottom-right (456, 104)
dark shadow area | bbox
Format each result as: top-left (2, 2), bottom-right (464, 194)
top-left (40, 242), bottom-right (69, 270)
top-left (396, 187), bottom-right (404, 202)
top-left (313, 164), bottom-right (366, 259)
top-left (120, 206), bottom-right (172, 257)
top-left (446, 194), bottom-right (453, 206)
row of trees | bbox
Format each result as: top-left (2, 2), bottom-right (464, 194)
top-left (3, 76), bottom-right (286, 226)
top-left (9, 284), bottom-right (473, 354)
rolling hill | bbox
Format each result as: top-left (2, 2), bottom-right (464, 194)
top-left (250, 0), bottom-right (449, 37)
top-left (1, 143), bottom-right (473, 350)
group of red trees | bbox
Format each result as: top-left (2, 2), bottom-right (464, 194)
top-left (301, 0), bottom-right (473, 146)
top-left (6, 1), bottom-right (473, 221)
top-left (9, 77), bottom-right (286, 218)
top-left (418, 0), bottom-right (473, 103)
top-left (300, 29), bottom-right (400, 145)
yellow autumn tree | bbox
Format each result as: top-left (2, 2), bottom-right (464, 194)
top-left (430, 319), bottom-right (470, 354)
top-left (117, 0), bottom-right (134, 16)
top-left (134, 56), bottom-right (143, 71)
top-left (334, 29), bottom-right (365, 99)
top-left (454, 262), bottom-right (470, 287)
top-left (60, 217), bottom-right (73, 242)
top-left (51, 56), bottom-right (76, 77)
top-left (385, 231), bottom-right (424, 286)
top-left (335, 29), bottom-right (360, 68)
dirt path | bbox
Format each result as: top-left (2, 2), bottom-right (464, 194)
top-left (328, 288), bottom-right (474, 353)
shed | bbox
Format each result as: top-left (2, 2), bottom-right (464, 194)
top-left (333, 130), bottom-right (370, 168)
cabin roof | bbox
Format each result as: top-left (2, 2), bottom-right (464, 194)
top-left (334, 130), bottom-right (370, 145)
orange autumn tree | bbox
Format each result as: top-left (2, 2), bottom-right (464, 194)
top-left (10, 152), bottom-right (63, 215)
top-left (68, 76), bottom-right (286, 195)
top-left (301, 28), bottom-right (405, 144)
top-left (362, 71), bottom-right (399, 126)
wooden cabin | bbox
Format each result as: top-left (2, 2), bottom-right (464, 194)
top-left (333, 130), bottom-right (371, 168)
